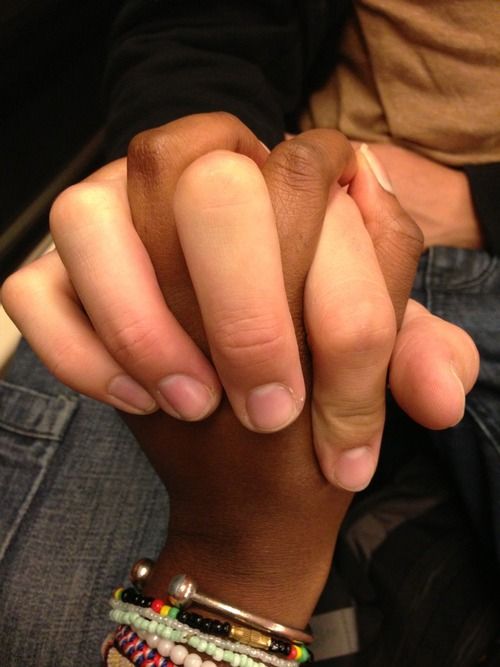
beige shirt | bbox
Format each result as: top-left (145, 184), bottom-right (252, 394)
top-left (301, 0), bottom-right (500, 165)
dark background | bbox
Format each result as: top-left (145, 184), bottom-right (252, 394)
top-left (0, 0), bottom-right (120, 281)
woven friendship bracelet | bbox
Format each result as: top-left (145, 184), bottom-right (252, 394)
top-left (109, 603), bottom-right (304, 667)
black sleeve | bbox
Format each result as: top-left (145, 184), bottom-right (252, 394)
top-left (464, 163), bottom-right (500, 256)
top-left (103, 0), bottom-right (351, 158)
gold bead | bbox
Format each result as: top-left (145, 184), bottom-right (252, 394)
top-left (230, 625), bottom-right (272, 649)
top-left (129, 558), bottom-right (155, 590)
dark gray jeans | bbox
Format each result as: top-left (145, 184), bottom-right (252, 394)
top-left (0, 247), bottom-right (498, 665)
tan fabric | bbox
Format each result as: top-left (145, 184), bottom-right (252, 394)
top-left (302, 0), bottom-right (500, 165)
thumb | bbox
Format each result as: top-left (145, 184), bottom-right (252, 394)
top-left (349, 144), bottom-right (424, 328)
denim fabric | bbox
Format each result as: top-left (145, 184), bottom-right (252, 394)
top-left (0, 247), bottom-right (498, 665)
top-left (411, 247), bottom-right (500, 563)
top-left (0, 339), bottom-right (168, 666)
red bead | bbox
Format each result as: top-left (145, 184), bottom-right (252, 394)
top-left (167, 661), bottom-right (176, 667)
top-left (288, 646), bottom-right (298, 660)
top-left (151, 598), bottom-right (165, 613)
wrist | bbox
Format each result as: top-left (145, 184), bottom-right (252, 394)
top-left (142, 508), bottom-right (348, 631)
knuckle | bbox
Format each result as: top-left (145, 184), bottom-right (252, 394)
top-left (271, 139), bottom-right (328, 193)
top-left (180, 150), bottom-right (256, 206)
top-left (1, 265), bottom-right (40, 316)
top-left (311, 294), bottom-right (396, 358)
top-left (206, 111), bottom-right (242, 130)
top-left (211, 311), bottom-right (287, 370)
top-left (106, 319), bottom-right (161, 367)
top-left (1, 271), bottom-right (23, 314)
top-left (49, 183), bottom-right (108, 236)
top-left (44, 339), bottom-right (82, 386)
top-left (379, 207), bottom-right (424, 258)
top-left (127, 127), bottom-right (173, 178)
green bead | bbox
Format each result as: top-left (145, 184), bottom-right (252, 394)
top-left (198, 639), bottom-right (208, 653)
top-left (206, 642), bottom-right (216, 656)
top-left (299, 647), bottom-right (310, 663)
top-left (149, 620), bottom-right (158, 633)
top-left (232, 654), bottom-right (241, 667)
top-left (240, 656), bottom-right (247, 667)
top-left (214, 648), bottom-right (224, 662)
top-left (189, 636), bottom-right (200, 648)
top-left (223, 651), bottom-right (234, 663)
top-left (168, 607), bottom-right (180, 619)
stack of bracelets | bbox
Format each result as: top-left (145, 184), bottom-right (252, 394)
top-left (102, 559), bottom-right (314, 667)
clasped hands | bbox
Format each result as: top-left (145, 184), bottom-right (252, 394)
top-left (3, 113), bottom-right (478, 494)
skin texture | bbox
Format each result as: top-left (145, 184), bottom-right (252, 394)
top-left (118, 122), bottom-right (473, 625)
top-left (2, 114), bottom-right (479, 493)
top-left (1, 114), bottom-right (481, 629)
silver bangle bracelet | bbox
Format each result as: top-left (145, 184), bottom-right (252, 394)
top-left (168, 575), bottom-right (313, 645)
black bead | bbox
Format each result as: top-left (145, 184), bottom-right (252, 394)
top-left (269, 640), bottom-right (281, 654)
top-left (178, 610), bottom-right (190, 624)
top-left (121, 587), bottom-right (138, 604)
top-left (306, 649), bottom-right (314, 663)
top-left (212, 620), bottom-right (224, 636)
top-left (185, 613), bottom-right (197, 628)
top-left (191, 614), bottom-right (204, 629)
top-left (201, 618), bottom-right (213, 633)
top-left (278, 641), bottom-right (289, 656)
top-left (221, 622), bottom-right (231, 637)
top-left (282, 642), bottom-right (292, 657)
top-left (138, 595), bottom-right (153, 608)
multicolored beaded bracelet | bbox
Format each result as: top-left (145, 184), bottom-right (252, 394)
top-left (109, 604), bottom-right (303, 667)
top-left (113, 588), bottom-right (311, 663)
top-left (111, 608), bottom-right (292, 667)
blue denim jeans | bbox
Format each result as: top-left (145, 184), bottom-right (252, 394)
top-left (0, 247), bottom-right (498, 665)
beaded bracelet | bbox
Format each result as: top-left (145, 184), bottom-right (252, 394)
top-left (129, 562), bottom-right (313, 646)
top-left (109, 604), bottom-right (301, 667)
top-left (112, 608), bottom-right (288, 667)
top-left (113, 587), bottom-right (311, 663)
top-left (168, 576), bottom-right (313, 646)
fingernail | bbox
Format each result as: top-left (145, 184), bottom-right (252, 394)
top-left (359, 144), bottom-right (394, 194)
top-left (258, 140), bottom-right (271, 154)
top-left (157, 374), bottom-right (216, 421)
top-left (107, 375), bottom-right (158, 414)
top-left (246, 383), bottom-right (302, 432)
top-left (449, 365), bottom-right (466, 425)
top-left (332, 446), bottom-right (376, 492)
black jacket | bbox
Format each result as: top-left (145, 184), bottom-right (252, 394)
top-left (104, 0), bottom-right (500, 253)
